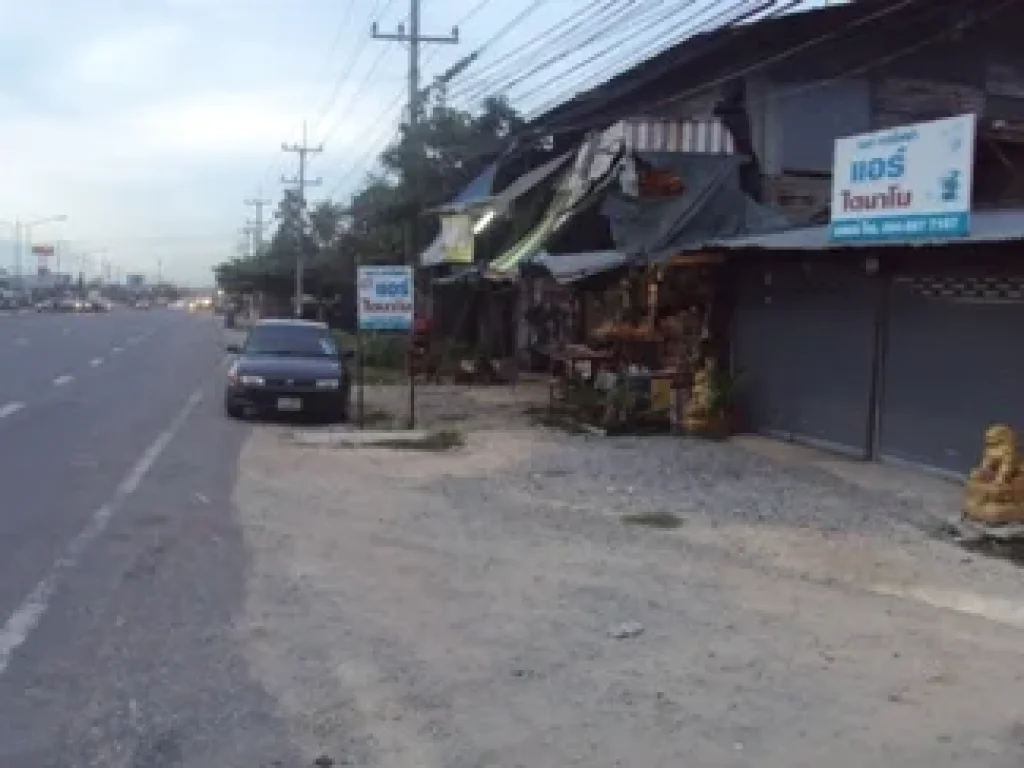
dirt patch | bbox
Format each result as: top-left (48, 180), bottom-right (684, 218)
top-left (234, 425), bottom-right (1024, 767)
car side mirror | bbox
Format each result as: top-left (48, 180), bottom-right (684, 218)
top-left (226, 343), bottom-right (241, 354)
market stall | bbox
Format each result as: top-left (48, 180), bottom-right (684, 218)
top-left (548, 253), bottom-right (727, 432)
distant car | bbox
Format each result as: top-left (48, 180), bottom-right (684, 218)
top-left (135, 299), bottom-right (151, 310)
top-left (224, 319), bottom-right (352, 421)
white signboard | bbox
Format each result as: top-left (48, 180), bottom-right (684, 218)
top-left (357, 265), bottom-right (414, 331)
top-left (440, 214), bottom-right (474, 263)
top-left (830, 113), bottom-right (976, 242)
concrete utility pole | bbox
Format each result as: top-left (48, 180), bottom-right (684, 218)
top-left (281, 122), bottom-right (323, 317)
top-left (371, 0), bottom-right (459, 265)
top-left (243, 194), bottom-right (271, 260)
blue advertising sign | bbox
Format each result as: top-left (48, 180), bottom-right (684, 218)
top-left (829, 113), bottom-right (976, 242)
top-left (357, 265), bottom-right (414, 331)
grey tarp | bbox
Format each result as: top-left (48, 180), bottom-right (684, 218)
top-left (521, 250), bottom-right (627, 284)
top-left (601, 152), bottom-right (791, 264)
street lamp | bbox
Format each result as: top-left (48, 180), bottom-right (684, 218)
top-left (8, 215), bottom-right (68, 281)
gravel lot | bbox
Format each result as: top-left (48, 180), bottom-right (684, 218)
top-left (234, 384), bottom-right (1024, 767)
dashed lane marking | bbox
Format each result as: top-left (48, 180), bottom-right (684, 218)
top-left (53, 375), bottom-right (74, 387)
top-left (90, 358), bottom-right (103, 367)
top-left (0, 387), bottom-right (204, 677)
top-left (0, 402), bottom-right (25, 419)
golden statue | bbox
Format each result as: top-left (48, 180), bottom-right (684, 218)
top-left (964, 424), bottom-right (1024, 525)
top-left (682, 359), bottom-right (716, 434)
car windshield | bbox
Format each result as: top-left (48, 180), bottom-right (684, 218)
top-left (244, 325), bottom-right (337, 357)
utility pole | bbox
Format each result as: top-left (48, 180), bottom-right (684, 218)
top-left (371, 1), bottom-right (459, 266)
top-left (243, 194), bottom-right (271, 260)
top-left (371, 4), bottom-right (458, 431)
top-left (281, 122), bottom-right (322, 318)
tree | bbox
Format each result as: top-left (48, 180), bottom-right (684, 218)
top-left (215, 96), bottom-right (524, 317)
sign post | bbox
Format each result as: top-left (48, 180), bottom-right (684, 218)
top-left (356, 264), bottom-right (415, 429)
top-left (829, 113), bottom-right (976, 242)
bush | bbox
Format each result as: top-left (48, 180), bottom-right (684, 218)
top-left (334, 331), bottom-right (407, 369)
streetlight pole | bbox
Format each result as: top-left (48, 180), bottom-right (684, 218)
top-left (9, 215), bottom-right (68, 289)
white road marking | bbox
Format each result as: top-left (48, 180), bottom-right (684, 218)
top-left (53, 375), bottom-right (74, 387)
top-left (112, 346), bottom-right (124, 354)
top-left (15, 338), bottom-right (28, 346)
top-left (127, 336), bottom-right (141, 345)
top-left (872, 584), bottom-right (1024, 630)
top-left (0, 402), bottom-right (25, 419)
top-left (0, 387), bottom-right (204, 677)
top-left (90, 358), bottom-right (103, 367)
top-left (62, 329), bottom-right (70, 336)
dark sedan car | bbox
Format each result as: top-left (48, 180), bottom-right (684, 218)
top-left (224, 319), bottom-right (353, 421)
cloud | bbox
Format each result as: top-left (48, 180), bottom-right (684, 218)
top-left (71, 23), bottom-right (189, 95)
top-left (0, 0), bottom-right (605, 285)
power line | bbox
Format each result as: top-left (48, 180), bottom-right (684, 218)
top-left (477, 0), bottom-right (689, 108)
top-left (370, 0), bottom-right (461, 272)
top-left (537, 0), bottom-right (931, 135)
top-left (281, 122), bottom-right (324, 315)
top-left (242, 194), bottom-right (272, 260)
top-left (526, 0), bottom-right (807, 122)
top-left (310, 0), bottom-right (400, 140)
top-left (255, 0), bottom-right (359, 192)
top-left (256, 0), bottom-right (394, 196)
top-left (514, 0), bottom-right (777, 116)
top-left (447, 0), bottom-right (627, 102)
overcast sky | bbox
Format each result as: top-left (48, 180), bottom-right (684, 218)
top-left (0, 0), bottom-right (821, 286)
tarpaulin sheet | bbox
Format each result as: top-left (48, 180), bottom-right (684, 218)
top-left (601, 152), bottom-right (790, 264)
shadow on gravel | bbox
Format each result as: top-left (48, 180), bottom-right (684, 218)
top-left (621, 512), bottom-right (686, 529)
top-left (933, 520), bottom-right (1024, 567)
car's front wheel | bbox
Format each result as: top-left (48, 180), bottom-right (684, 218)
top-left (224, 399), bottom-right (244, 419)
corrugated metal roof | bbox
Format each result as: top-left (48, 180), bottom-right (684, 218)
top-left (522, 250), bottom-right (627, 283)
top-left (711, 209), bottom-right (1024, 251)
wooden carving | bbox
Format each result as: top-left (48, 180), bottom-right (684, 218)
top-left (964, 424), bottom-right (1024, 525)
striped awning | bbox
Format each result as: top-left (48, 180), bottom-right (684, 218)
top-left (604, 118), bottom-right (736, 154)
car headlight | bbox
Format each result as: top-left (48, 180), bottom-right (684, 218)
top-left (240, 375), bottom-right (265, 386)
top-left (315, 379), bottom-right (340, 390)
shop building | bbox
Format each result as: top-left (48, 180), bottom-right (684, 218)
top-left (723, 114), bottom-right (1024, 478)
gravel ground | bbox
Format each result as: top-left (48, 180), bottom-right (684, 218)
top-left (234, 385), bottom-right (1024, 767)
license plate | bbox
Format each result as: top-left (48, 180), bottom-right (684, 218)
top-left (277, 397), bottom-right (302, 412)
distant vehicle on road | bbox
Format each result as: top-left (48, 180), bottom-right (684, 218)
top-left (224, 319), bottom-right (352, 422)
top-left (134, 299), bottom-right (152, 310)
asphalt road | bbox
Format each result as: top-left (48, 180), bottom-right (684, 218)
top-left (0, 309), bottom-right (302, 766)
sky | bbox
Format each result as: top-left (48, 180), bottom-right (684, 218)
top-left (0, 0), bottom-right (822, 286)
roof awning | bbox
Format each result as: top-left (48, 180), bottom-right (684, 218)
top-left (426, 162), bottom-right (499, 215)
top-left (708, 209), bottom-right (1024, 251)
top-left (418, 235), bottom-right (446, 268)
top-left (522, 250), bottom-right (627, 283)
top-left (487, 151), bottom-right (574, 214)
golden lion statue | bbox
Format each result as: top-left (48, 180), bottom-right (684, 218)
top-left (964, 424), bottom-right (1024, 525)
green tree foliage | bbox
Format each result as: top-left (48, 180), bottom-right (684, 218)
top-left (215, 96), bottom-right (524, 307)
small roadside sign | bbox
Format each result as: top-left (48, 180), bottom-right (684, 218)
top-left (357, 265), bottom-right (414, 331)
top-left (354, 264), bottom-right (417, 430)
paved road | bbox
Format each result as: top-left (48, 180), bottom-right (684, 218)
top-left (0, 309), bottom-right (301, 766)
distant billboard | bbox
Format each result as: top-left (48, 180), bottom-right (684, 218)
top-left (126, 273), bottom-right (146, 288)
